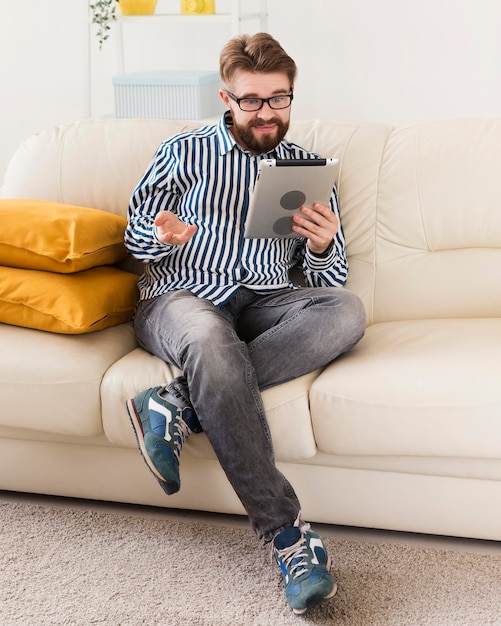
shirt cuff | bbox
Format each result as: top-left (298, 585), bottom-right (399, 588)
top-left (308, 239), bottom-right (335, 259)
top-left (305, 240), bottom-right (337, 271)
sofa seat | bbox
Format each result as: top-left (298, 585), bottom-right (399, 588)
top-left (1, 323), bottom-right (137, 437)
top-left (311, 318), bottom-right (501, 457)
top-left (101, 347), bottom-right (320, 462)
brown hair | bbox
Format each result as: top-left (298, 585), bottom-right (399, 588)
top-left (219, 33), bottom-right (297, 87)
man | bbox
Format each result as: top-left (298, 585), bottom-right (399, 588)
top-left (124, 32), bottom-right (366, 615)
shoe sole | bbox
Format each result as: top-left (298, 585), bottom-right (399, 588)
top-left (126, 398), bottom-right (175, 487)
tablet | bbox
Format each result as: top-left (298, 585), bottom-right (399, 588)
top-left (244, 157), bottom-right (340, 239)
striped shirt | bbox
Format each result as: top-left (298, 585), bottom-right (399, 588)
top-left (125, 112), bottom-right (348, 307)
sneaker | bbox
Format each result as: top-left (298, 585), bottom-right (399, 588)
top-left (126, 386), bottom-right (199, 495)
top-left (273, 521), bottom-right (337, 614)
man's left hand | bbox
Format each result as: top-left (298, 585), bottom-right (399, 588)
top-left (291, 203), bottom-right (339, 255)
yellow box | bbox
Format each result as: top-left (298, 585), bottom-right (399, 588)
top-left (181, 0), bottom-right (215, 14)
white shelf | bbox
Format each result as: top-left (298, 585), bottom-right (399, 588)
top-left (116, 1), bottom-right (268, 74)
top-left (117, 12), bottom-right (263, 24)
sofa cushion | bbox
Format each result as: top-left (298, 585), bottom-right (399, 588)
top-left (101, 347), bottom-right (319, 462)
top-left (310, 318), bottom-right (501, 458)
top-left (0, 323), bottom-right (138, 437)
top-left (0, 198), bottom-right (128, 273)
top-left (0, 265), bottom-right (139, 334)
top-left (373, 119), bottom-right (501, 323)
top-left (0, 119), bottom-right (199, 217)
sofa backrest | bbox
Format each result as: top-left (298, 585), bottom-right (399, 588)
top-left (0, 119), bottom-right (199, 218)
top-left (285, 120), bottom-right (391, 324)
top-left (3, 117), bottom-right (501, 325)
top-left (374, 119), bottom-right (501, 323)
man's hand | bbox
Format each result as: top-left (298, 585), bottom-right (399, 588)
top-left (291, 203), bottom-right (339, 255)
top-left (154, 211), bottom-right (197, 246)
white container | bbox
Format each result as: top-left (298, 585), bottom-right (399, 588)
top-left (112, 70), bottom-right (224, 120)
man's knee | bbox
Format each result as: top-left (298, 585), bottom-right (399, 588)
top-left (317, 287), bottom-right (366, 350)
top-left (338, 288), bottom-right (366, 347)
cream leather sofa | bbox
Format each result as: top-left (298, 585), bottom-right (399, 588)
top-left (1, 117), bottom-right (500, 541)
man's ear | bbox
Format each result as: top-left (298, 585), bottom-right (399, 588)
top-left (219, 89), bottom-right (230, 108)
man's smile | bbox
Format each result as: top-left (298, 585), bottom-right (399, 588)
top-left (253, 123), bottom-right (277, 134)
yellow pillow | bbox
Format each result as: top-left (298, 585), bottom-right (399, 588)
top-left (0, 198), bottom-right (128, 273)
top-left (0, 265), bottom-right (139, 334)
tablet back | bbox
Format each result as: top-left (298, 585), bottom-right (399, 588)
top-left (244, 158), bottom-right (339, 239)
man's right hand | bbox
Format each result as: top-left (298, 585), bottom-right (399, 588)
top-left (154, 211), bottom-right (197, 246)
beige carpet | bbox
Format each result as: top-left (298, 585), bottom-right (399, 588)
top-left (1, 499), bottom-right (501, 626)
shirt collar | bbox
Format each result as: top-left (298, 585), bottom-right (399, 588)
top-left (216, 111), bottom-right (236, 156)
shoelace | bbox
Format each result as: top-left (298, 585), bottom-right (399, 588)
top-left (275, 521), bottom-right (312, 581)
top-left (171, 416), bottom-right (193, 462)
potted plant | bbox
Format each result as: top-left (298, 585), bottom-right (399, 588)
top-left (90, 0), bottom-right (158, 48)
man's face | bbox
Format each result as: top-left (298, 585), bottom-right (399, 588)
top-left (220, 69), bottom-right (293, 154)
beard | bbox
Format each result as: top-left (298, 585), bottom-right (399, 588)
top-left (232, 117), bottom-right (290, 154)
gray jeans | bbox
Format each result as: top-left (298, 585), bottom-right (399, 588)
top-left (133, 286), bottom-right (366, 543)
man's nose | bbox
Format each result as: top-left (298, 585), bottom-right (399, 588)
top-left (257, 101), bottom-right (275, 117)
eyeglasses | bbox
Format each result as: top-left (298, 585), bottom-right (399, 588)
top-left (225, 91), bottom-right (294, 112)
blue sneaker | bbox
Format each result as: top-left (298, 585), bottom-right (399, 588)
top-left (273, 522), bottom-right (337, 614)
top-left (126, 386), bottom-right (199, 495)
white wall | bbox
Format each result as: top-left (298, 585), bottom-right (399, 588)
top-left (0, 0), bottom-right (89, 186)
top-left (1, 0), bottom-right (501, 185)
